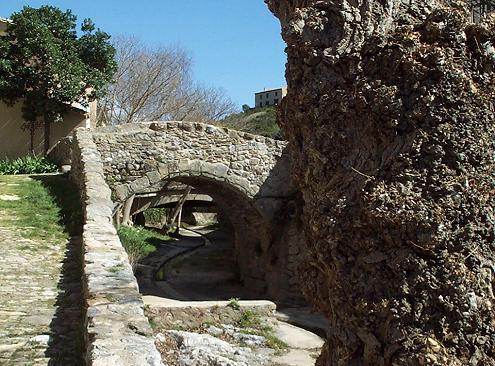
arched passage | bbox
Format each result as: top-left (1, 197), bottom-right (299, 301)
top-left (90, 122), bottom-right (304, 303)
top-left (119, 170), bottom-right (276, 299)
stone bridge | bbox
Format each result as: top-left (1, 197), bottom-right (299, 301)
top-left (93, 121), bottom-right (290, 210)
top-left (90, 122), bottom-right (302, 300)
top-left (87, 121), bottom-right (303, 301)
top-left (69, 121), bottom-right (306, 364)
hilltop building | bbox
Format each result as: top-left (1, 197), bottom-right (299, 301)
top-left (0, 17), bottom-right (96, 158)
top-left (255, 87), bottom-right (287, 108)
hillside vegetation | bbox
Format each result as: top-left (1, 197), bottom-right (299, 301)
top-left (216, 106), bottom-right (282, 140)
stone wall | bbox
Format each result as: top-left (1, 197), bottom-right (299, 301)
top-left (91, 121), bottom-right (288, 203)
top-left (91, 121), bottom-right (305, 303)
top-left (71, 128), bottom-right (163, 366)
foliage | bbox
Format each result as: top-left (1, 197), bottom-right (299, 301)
top-left (237, 310), bottom-right (261, 328)
top-left (0, 155), bottom-right (58, 175)
top-left (0, 174), bottom-right (82, 243)
top-left (0, 6), bottom-right (117, 153)
top-left (117, 226), bottom-right (170, 269)
top-left (236, 310), bottom-right (288, 350)
top-left (216, 106), bottom-right (282, 140)
top-left (97, 36), bottom-right (236, 125)
top-left (143, 207), bottom-right (168, 227)
top-left (227, 297), bottom-right (241, 310)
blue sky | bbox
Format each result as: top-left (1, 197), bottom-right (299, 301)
top-left (1, 1), bottom-right (287, 110)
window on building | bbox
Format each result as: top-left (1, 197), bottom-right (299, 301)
top-left (265, 101), bottom-right (269, 106)
top-left (260, 94), bottom-right (262, 99)
top-left (259, 102), bottom-right (263, 107)
top-left (275, 91), bottom-right (278, 96)
top-left (274, 99), bottom-right (279, 104)
top-left (266, 93), bottom-right (269, 99)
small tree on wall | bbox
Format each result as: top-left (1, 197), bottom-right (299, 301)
top-left (0, 6), bottom-right (116, 154)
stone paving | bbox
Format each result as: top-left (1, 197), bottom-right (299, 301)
top-left (0, 214), bottom-right (84, 365)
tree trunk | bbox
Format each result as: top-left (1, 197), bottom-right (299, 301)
top-left (29, 121), bottom-right (35, 155)
top-left (267, 0), bottom-right (495, 365)
top-left (43, 117), bottom-right (51, 155)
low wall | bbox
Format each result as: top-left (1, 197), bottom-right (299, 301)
top-left (145, 298), bottom-right (277, 331)
top-left (71, 128), bottom-right (163, 366)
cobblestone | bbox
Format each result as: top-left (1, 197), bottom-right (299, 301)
top-left (0, 209), bottom-right (84, 365)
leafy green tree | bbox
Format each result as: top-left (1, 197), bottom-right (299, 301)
top-left (0, 6), bottom-right (117, 154)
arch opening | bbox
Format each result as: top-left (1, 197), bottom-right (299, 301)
top-left (122, 174), bottom-right (278, 302)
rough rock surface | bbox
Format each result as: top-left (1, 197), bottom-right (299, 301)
top-left (267, 0), bottom-right (495, 365)
top-left (166, 330), bottom-right (269, 366)
top-left (71, 128), bottom-right (164, 366)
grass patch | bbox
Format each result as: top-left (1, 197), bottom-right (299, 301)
top-left (216, 106), bottom-right (282, 140)
top-left (0, 156), bottom-right (58, 175)
top-left (108, 264), bottom-right (125, 273)
top-left (0, 174), bottom-right (82, 243)
top-left (117, 226), bottom-right (170, 269)
top-left (236, 310), bottom-right (288, 350)
top-left (237, 310), bottom-right (262, 328)
top-left (227, 297), bottom-right (241, 311)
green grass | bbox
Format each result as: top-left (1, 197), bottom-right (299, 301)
top-left (227, 297), bottom-right (241, 311)
top-left (237, 310), bottom-right (262, 328)
top-left (0, 174), bottom-right (82, 243)
top-left (0, 156), bottom-right (58, 175)
top-left (117, 226), bottom-right (170, 268)
top-left (216, 106), bottom-right (282, 139)
top-left (236, 310), bottom-right (288, 350)
top-left (108, 264), bottom-right (125, 273)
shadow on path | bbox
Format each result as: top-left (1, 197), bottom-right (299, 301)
top-left (33, 174), bottom-right (85, 365)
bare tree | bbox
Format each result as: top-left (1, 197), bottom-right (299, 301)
top-left (97, 36), bottom-right (237, 126)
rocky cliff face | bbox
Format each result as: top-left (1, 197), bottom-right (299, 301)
top-left (267, 0), bottom-right (495, 365)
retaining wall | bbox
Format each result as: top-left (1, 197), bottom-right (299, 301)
top-left (71, 128), bottom-right (163, 366)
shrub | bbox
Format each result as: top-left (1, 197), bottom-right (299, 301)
top-left (143, 208), bottom-right (168, 227)
top-left (117, 226), bottom-right (169, 269)
top-left (0, 156), bottom-right (58, 175)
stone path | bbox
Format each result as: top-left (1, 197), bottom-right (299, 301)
top-left (0, 215), bottom-right (84, 365)
top-left (137, 228), bottom-right (265, 301)
top-left (140, 226), bottom-right (324, 366)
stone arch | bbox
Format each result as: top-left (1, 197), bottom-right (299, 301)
top-left (113, 158), bottom-right (262, 205)
top-left (120, 167), bottom-right (275, 298)
top-left (89, 121), bottom-right (303, 302)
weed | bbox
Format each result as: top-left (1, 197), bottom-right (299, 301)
top-left (227, 297), bottom-right (241, 311)
top-left (236, 310), bottom-right (288, 350)
top-left (263, 332), bottom-right (289, 350)
top-left (203, 320), bottom-right (221, 328)
top-left (108, 264), bottom-right (125, 273)
top-left (237, 310), bottom-right (261, 328)
top-left (117, 226), bottom-right (170, 269)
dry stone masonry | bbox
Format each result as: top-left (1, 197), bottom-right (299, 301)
top-left (71, 128), bottom-right (163, 366)
top-left (67, 120), bottom-right (309, 364)
top-left (91, 121), bottom-right (288, 203)
top-left (89, 121), bottom-right (305, 303)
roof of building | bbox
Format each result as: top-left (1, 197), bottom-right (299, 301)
top-left (255, 87), bottom-right (287, 95)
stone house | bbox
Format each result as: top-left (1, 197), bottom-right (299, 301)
top-left (254, 87), bottom-right (287, 108)
top-left (0, 17), bottom-right (96, 158)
